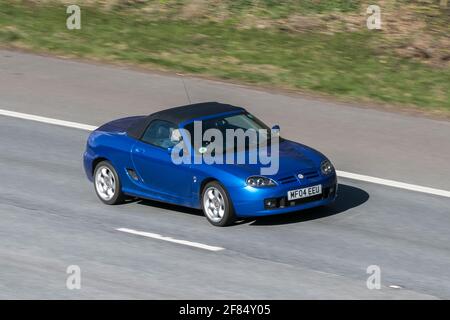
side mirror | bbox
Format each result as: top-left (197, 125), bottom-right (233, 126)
top-left (169, 129), bottom-right (183, 155)
top-left (170, 129), bottom-right (183, 143)
top-left (272, 124), bottom-right (280, 136)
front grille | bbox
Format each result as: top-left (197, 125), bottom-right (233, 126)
top-left (278, 175), bottom-right (297, 184)
top-left (301, 169), bottom-right (319, 179)
top-left (277, 169), bottom-right (320, 184)
top-left (286, 194), bottom-right (323, 206)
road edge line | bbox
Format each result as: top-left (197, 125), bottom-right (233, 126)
top-left (337, 170), bottom-right (450, 198)
top-left (0, 109), bottom-right (97, 131)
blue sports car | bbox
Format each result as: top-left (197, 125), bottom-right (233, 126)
top-left (83, 102), bottom-right (337, 226)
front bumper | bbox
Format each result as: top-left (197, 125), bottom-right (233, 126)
top-left (229, 174), bottom-right (337, 217)
top-left (83, 150), bottom-right (95, 182)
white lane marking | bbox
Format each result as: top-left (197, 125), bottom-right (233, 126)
top-left (0, 109), bottom-right (98, 131)
top-left (1, 108), bottom-right (450, 199)
top-left (116, 228), bottom-right (225, 252)
top-left (337, 170), bottom-right (450, 198)
top-left (389, 285), bottom-right (403, 289)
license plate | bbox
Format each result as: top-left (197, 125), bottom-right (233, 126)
top-left (287, 185), bottom-right (322, 201)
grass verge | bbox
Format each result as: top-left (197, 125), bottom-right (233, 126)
top-left (1, 1), bottom-right (449, 114)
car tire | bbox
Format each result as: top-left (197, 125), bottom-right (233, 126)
top-left (94, 161), bottom-right (125, 205)
top-left (201, 181), bottom-right (236, 227)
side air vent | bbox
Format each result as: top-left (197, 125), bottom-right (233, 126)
top-left (126, 168), bottom-right (139, 181)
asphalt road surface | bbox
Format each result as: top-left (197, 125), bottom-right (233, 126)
top-left (1, 50), bottom-right (449, 299)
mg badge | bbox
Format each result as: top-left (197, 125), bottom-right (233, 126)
top-left (297, 173), bottom-right (304, 179)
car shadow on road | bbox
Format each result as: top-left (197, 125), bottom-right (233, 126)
top-left (135, 198), bottom-right (203, 216)
top-left (133, 183), bottom-right (368, 227)
top-left (136, 198), bottom-right (252, 226)
top-left (247, 184), bottom-right (369, 226)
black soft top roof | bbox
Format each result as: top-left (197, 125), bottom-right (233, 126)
top-left (127, 102), bottom-right (245, 139)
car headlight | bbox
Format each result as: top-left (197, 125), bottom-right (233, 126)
top-left (246, 176), bottom-right (277, 187)
top-left (320, 160), bottom-right (334, 175)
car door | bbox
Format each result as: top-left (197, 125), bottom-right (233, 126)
top-left (131, 120), bottom-right (192, 204)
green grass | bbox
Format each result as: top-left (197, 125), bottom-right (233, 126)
top-left (217, 0), bottom-right (360, 17)
top-left (1, 1), bottom-right (449, 113)
top-left (117, 0), bottom-right (361, 16)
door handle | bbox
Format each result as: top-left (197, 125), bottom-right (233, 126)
top-left (134, 148), bottom-right (145, 153)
